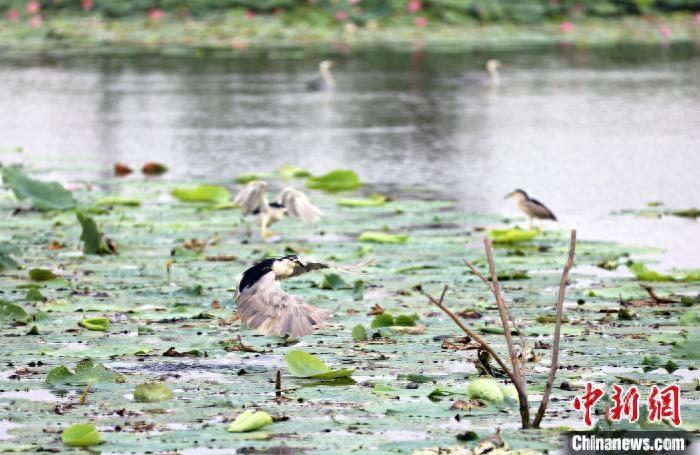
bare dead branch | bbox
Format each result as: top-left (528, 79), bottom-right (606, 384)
top-left (463, 260), bottom-right (494, 291)
top-left (532, 229), bottom-right (577, 428)
top-left (483, 238), bottom-right (523, 388)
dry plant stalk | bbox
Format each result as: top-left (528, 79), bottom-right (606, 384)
top-left (425, 230), bottom-right (577, 429)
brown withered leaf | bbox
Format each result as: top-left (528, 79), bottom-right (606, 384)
top-left (46, 240), bottom-right (65, 250)
top-left (205, 255), bottom-right (237, 262)
top-left (441, 336), bottom-right (480, 351)
top-left (183, 238), bottom-right (207, 252)
top-left (451, 399), bottom-right (487, 411)
top-left (114, 163), bottom-right (133, 177)
top-left (534, 340), bottom-right (551, 349)
top-left (456, 309), bottom-right (482, 319)
top-left (141, 162), bottom-right (168, 176)
top-left (367, 303), bottom-right (384, 315)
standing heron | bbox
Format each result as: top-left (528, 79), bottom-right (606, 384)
top-left (505, 189), bottom-right (557, 228)
top-left (233, 181), bottom-right (322, 239)
top-left (306, 60), bottom-right (335, 91)
top-left (236, 255), bottom-right (366, 338)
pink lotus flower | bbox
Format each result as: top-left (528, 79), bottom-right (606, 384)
top-left (244, 9), bottom-right (256, 19)
top-left (29, 14), bottom-right (42, 28)
top-left (694, 12), bottom-right (700, 23)
top-left (148, 9), bottom-right (165, 21)
top-left (7, 9), bottom-right (19, 21)
top-left (659, 25), bottom-right (671, 39)
top-left (335, 10), bottom-right (348, 21)
top-left (349, 0), bottom-right (362, 4)
top-left (26, 0), bottom-right (40, 14)
top-left (415, 16), bottom-right (427, 27)
top-left (560, 21), bottom-right (574, 33)
top-left (82, 0), bottom-right (94, 11)
top-left (408, 0), bottom-right (422, 13)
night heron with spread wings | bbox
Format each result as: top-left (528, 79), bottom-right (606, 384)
top-left (236, 255), bottom-right (364, 338)
top-left (306, 60), bottom-right (335, 91)
top-left (505, 189), bottom-right (557, 228)
top-left (233, 181), bottom-right (322, 239)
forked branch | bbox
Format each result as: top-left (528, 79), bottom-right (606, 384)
top-left (426, 229), bottom-right (577, 429)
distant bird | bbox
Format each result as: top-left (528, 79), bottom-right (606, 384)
top-left (486, 59), bottom-right (502, 86)
top-left (460, 59), bottom-right (501, 86)
top-left (306, 60), bottom-right (335, 91)
top-left (233, 181), bottom-right (322, 239)
top-left (236, 255), bottom-right (365, 337)
top-left (505, 189), bottom-right (557, 227)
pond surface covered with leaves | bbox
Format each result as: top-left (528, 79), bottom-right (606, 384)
top-left (0, 166), bottom-right (698, 453)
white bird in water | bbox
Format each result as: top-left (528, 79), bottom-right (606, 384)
top-left (505, 189), bottom-right (557, 228)
top-left (486, 59), bottom-right (501, 86)
top-left (306, 60), bottom-right (335, 91)
top-left (460, 59), bottom-right (502, 86)
top-left (233, 181), bottom-right (322, 239)
top-left (236, 255), bottom-right (366, 338)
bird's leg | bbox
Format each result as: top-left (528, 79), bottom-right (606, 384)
top-left (245, 219), bottom-right (252, 239)
top-left (260, 214), bottom-right (272, 240)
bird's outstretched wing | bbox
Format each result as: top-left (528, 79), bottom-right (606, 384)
top-left (237, 272), bottom-right (330, 337)
top-left (275, 187), bottom-right (322, 223)
top-left (233, 181), bottom-right (267, 215)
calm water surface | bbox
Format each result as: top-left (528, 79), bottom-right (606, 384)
top-left (1, 45), bottom-right (698, 266)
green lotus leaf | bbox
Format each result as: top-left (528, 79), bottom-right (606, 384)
top-left (358, 231), bottom-right (409, 244)
top-left (1, 165), bottom-right (76, 211)
top-left (227, 410), bottom-right (273, 433)
top-left (79, 317), bottom-right (110, 331)
top-left (134, 383), bottom-right (174, 403)
top-left (171, 184), bottom-right (231, 203)
top-left (61, 423), bottom-right (101, 447)
top-left (306, 169), bottom-right (361, 192)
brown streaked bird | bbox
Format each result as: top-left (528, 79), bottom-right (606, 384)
top-left (505, 189), bottom-right (557, 228)
top-left (235, 255), bottom-right (366, 338)
top-left (233, 181), bottom-right (322, 239)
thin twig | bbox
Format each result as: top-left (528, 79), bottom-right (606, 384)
top-left (465, 259), bottom-right (527, 374)
top-left (483, 238), bottom-right (522, 388)
top-left (533, 229), bottom-right (577, 428)
top-left (422, 286), bottom-right (516, 384)
top-left (79, 384), bottom-right (90, 405)
top-left (463, 260), bottom-right (494, 291)
top-left (275, 370), bottom-right (282, 398)
top-left (483, 237), bottom-right (530, 427)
